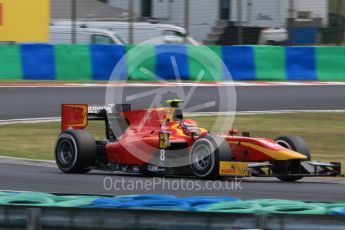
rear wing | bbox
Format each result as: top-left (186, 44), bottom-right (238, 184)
top-left (61, 104), bottom-right (131, 139)
top-left (61, 104), bottom-right (88, 132)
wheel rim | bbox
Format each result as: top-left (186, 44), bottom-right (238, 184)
top-left (193, 144), bottom-right (212, 171)
top-left (57, 139), bottom-right (75, 165)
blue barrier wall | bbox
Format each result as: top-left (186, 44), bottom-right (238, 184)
top-left (222, 46), bottom-right (256, 80)
top-left (20, 44), bottom-right (56, 80)
top-left (0, 44), bottom-right (344, 81)
top-left (286, 47), bottom-right (317, 80)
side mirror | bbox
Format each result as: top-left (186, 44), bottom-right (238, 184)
top-left (228, 129), bottom-right (239, 136)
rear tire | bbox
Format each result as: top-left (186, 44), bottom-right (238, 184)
top-left (189, 134), bottom-right (231, 179)
top-left (273, 135), bottom-right (311, 182)
top-left (55, 129), bottom-right (97, 174)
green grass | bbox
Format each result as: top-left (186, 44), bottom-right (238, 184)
top-left (0, 112), bottom-right (344, 174)
top-left (0, 121), bottom-right (105, 160)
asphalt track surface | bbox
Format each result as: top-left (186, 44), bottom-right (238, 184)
top-left (0, 85), bottom-right (345, 119)
top-left (0, 161), bottom-right (344, 202)
top-left (0, 85), bottom-right (345, 201)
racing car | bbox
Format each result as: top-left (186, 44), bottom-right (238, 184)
top-left (55, 99), bottom-right (341, 181)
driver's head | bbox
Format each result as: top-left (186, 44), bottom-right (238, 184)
top-left (182, 119), bottom-right (198, 127)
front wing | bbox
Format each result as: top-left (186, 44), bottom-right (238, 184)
top-left (219, 161), bottom-right (341, 177)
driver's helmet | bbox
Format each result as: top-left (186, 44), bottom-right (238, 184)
top-left (182, 119), bottom-right (199, 135)
top-left (182, 119), bottom-right (198, 127)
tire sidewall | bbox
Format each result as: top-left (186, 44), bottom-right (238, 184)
top-left (275, 139), bottom-right (293, 151)
top-left (55, 130), bottom-right (96, 173)
top-left (55, 133), bottom-right (79, 172)
top-left (275, 135), bottom-right (311, 160)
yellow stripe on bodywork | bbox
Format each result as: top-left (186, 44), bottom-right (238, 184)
top-left (219, 161), bottom-right (251, 176)
top-left (229, 141), bottom-right (307, 160)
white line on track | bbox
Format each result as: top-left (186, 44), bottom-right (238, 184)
top-left (1, 110), bottom-right (345, 125)
top-left (0, 156), bottom-right (55, 168)
top-left (0, 117), bottom-right (60, 125)
top-left (1, 82), bottom-right (345, 88)
top-left (186, 110), bottom-right (345, 116)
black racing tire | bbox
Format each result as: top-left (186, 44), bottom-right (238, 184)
top-left (189, 134), bottom-right (231, 179)
top-left (273, 135), bottom-right (311, 182)
top-left (55, 129), bottom-right (97, 174)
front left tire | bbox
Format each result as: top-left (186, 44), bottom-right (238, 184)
top-left (55, 129), bottom-right (97, 174)
top-left (189, 134), bottom-right (231, 179)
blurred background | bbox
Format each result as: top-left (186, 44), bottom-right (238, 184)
top-left (0, 0), bottom-right (343, 45)
top-left (47, 0), bottom-right (345, 46)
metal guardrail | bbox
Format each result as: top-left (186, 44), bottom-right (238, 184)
top-left (0, 205), bottom-right (345, 230)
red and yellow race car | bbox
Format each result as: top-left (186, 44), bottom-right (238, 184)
top-left (55, 99), bottom-right (341, 181)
